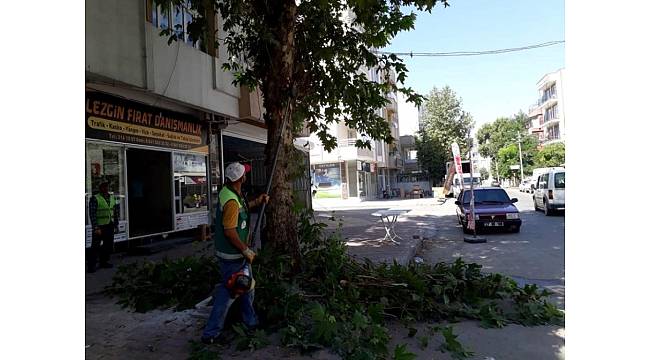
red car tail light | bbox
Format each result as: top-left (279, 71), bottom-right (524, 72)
top-left (548, 190), bottom-right (554, 200)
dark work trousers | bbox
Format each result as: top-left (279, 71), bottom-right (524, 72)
top-left (88, 223), bottom-right (115, 268)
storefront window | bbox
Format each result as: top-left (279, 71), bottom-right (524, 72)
top-left (174, 153), bottom-right (208, 214)
top-left (85, 142), bottom-right (126, 225)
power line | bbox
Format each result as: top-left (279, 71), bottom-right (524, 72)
top-left (376, 40), bottom-right (564, 57)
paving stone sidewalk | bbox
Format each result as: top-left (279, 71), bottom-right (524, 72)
top-left (313, 199), bottom-right (442, 266)
top-left (86, 200), bottom-right (443, 360)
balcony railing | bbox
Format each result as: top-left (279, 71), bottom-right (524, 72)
top-left (544, 135), bottom-right (562, 142)
top-left (339, 138), bottom-right (376, 149)
top-left (539, 92), bottom-right (557, 106)
top-left (541, 116), bottom-right (560, 125)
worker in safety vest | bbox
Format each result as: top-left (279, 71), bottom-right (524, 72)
top-left (87, 181), bottom-right (120, 273)
top-left (202, 162), bottom-right (269, 345)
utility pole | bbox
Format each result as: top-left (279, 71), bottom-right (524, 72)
top-left (517, 132), bottom-right (524, 184)
top-left (464, 133), bottom-right (486, 243)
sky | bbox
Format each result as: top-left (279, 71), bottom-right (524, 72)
top-left (389, 0), bottom-right (565, 135)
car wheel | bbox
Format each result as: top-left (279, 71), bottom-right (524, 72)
top-left (544, 200), bottom-right (553, 216)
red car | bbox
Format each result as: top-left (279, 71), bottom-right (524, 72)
top-left (455, 187), bottom-right (522, 233)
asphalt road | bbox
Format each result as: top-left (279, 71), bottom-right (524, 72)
top-left (316, 190), bottom-right (566, 359)
top-left (315, 189), bottom-right (565, 292)
top-left (418, 188), bottom-right (565, 293)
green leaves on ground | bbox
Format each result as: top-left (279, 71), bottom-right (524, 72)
top-left (188, 340), bottom-right (221, 360)
top-left (108, 209), bottom-right (563, 359)
top-left (439, 326), bottom-right (474, 360)
top-left (105, 255), bottom-right (219, 312)
top-left (478, 302), bottom-right (507, 329)
top-left (417, 335), bottom-right (429, 350)
top-left (232, 324), bottom-right (270, 352)
top-left (393, 344), bottom-right (417, 360)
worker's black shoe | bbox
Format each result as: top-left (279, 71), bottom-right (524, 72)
top-left (200, 336), bottom-right (217, 345)
top-left (244, 324), bottom-right (259, 335)
top-left (201, 333), bottom-right (232, 345)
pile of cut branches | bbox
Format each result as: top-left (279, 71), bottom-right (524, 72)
top-left (107, 209), bottom-right (563, 359)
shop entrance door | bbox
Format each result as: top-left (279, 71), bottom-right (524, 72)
top-left (126, 148), bottom-right (174, 237)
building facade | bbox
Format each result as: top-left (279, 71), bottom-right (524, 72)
top-left (399, 135), bottom-right (420, 174)
top-left (85, 0), bottom-right (309, 247)
top-left (469, 141), bottom-right (492, 181)
top-left (527, 68), bottom-right (566, 147)
top-left (308, 68), bottom-right (402, 200)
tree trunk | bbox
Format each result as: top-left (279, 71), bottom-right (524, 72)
top-left (260, 1), bottom-right (301, 271)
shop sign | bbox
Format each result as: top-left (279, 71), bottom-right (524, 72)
top-left (311, 163), bottom-right (343, 199)
top-left (86, 91), bottom-right (207, 152)
top-left (175, 212), bottom-right (210, 231)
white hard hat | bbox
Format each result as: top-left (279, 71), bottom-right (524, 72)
top-left (225, 162), bottom-right (251, 182)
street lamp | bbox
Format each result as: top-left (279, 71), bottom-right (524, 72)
top-left (485, 138), bottom-right (499, 183)
top-left (504, 133), bottom-right (526, 185)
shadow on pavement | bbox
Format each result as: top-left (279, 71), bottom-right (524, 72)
top-left (418, 209), bottom-right (565, 307)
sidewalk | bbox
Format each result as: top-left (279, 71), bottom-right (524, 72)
top-left (86, 200), bottom-right (442, 359)
top-left (311, 196), bottom-right (447, 265)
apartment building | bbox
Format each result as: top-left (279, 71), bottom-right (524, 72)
top-left (469, 142), bottom-right (492, 179)
top-left (85, 0), bottom-right (309, 246)
top-left (309, 68), bottom-right (402, 200)
top-left (399, 135), bottom-right (420, 174)
top-left (527, 68), bottom-right (566, 146)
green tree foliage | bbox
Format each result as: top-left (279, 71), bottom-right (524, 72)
top-left (534, 143), bottom-right (565, 168)
top-left (155, 0), bottom-right (453, 265)
top-left (495, 144), bottom-right (520, 181)
top-left (476, 111), bottom-right (539, 178)
top-left (476, 112), bottom-right (527, 160)
top-left (415, 86), bottom-right (474, 184)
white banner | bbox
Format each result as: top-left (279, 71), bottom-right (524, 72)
top-left (175, 211), bottom-right (210, 231)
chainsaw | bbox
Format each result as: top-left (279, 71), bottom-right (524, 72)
top-left (225, 261), bottom-right (255, 298)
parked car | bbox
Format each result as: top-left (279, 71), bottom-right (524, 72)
top-left (528, 181), bottom-right (536, 193)
top-left (455, 187), bottom-right (522, 234)
top-left (533, 168), bottom-right (565, 216)
top-left (519, 179), bottom-right (531, 193)
top-left (490, 180), bottom-right (501, 187)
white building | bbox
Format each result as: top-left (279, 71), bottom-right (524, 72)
top-left (526, 68), bottom-right (566, 146)
top-left (469, 141), bottom-right (492, 180)
top-left (308, 9), bottom-right (402, 200)
top-left (308, 68), bottom-right (401, 200)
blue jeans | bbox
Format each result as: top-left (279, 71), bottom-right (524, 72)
top-left (202, 258), bottom-right (258, 339)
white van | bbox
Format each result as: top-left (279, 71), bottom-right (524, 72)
top-left (533, 168), bottom-right (565, 215)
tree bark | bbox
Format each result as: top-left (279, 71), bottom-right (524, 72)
top-left (260, 1), bottom-right (302, 271)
